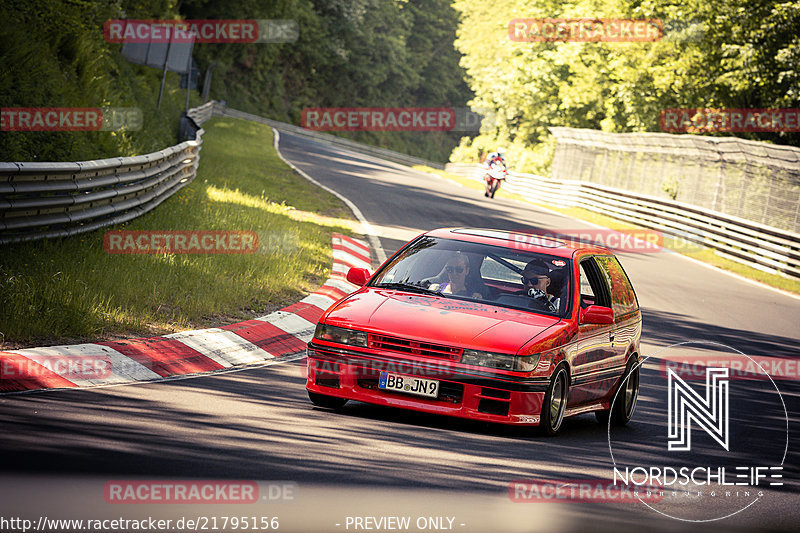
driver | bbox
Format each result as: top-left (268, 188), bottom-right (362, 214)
top-left (519, 259), bottom-right (559, 312)
top-left (431, 252), bottom-right (483, 298)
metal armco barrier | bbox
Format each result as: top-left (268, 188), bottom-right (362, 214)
top-left (187, 101), bottom-right (214, 125)
top-left (212, 103), bottom-right (446, 170)
top-left (549, 127), bottom-right (800, 234)
top-left (445, 163), bottom-right (800, 279)
top-left (0, 103), bottom-right (214, 245)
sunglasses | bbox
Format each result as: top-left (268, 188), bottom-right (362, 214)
top-left (445, 265), bottom-right (465, 274)
top-left (522, 274), bottom-right (549, 284)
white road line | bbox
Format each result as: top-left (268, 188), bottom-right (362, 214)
top-left (273, 129), bottom-right (387, 265)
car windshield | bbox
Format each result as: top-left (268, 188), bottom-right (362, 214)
top-left (369, 236), bottom-right (572, 317)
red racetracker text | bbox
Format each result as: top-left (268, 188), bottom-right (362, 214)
top-left (509, 18), bottom-right (664, 42)
top-left (509, 479), bottom-right (663, 502)
top-left (103, 231), bottom-right (258, 254)
top-left (104, 481), bottom-right (258, 504)
top-left (511, 229), bottom-right (664, 253)
top-left (301, 108), bottom-right (456, 131)
top-left (660, 108), bottom-right (800, 133)
top-left (660, 355), bottom-right (800, 381)
top-left (1, 108), bottom-right (102, 131)
top-left (1, 355), bottom-right (112, 380)
top-left (104, 19), bottom-right (258, 43)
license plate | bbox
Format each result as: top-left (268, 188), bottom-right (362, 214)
top-left (378, 372), bottom-right (439, 398)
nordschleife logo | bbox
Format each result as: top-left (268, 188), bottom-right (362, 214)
top-left (667, 367), bottom-right (729, 452)
top-left (606, 341), bottom-right (789, 522)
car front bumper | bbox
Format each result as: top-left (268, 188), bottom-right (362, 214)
top-left (305, 343), bottom-right (550, 426)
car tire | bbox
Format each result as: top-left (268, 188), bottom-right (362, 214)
top-left (307, 390), bottom-right (348, 410)
top-left (539, 366), bottom-right (569, 436)
top-left (596, 357), bottom-right (639, 427)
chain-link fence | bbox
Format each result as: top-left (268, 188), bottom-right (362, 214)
top-left (550, 127), bottom-right (800, 234)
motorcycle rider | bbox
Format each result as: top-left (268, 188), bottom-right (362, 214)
top-left (485, 147), bottom-right (507, 168)
top-left (483, 147), bottom-right (507, 197)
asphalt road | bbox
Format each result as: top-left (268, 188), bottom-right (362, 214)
top-left (1, 131), bottom-right (798, 533)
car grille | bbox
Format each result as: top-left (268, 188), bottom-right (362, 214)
top-left (369, 334), bottom-right (462, 360)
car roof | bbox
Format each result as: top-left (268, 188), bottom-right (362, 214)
top-left (423, 228), bottom-right (611, 258)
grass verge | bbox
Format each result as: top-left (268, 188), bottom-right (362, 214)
top-left (415, 165), bottom-right (800, 296)
top-left (0, 117), bottom-right (360, 348)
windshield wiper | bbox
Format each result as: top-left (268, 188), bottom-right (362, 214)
top-left (374, 282), bottom-right (443, 296)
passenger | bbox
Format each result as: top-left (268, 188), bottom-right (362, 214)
top-left (433, 252), bottom-right (483, 299)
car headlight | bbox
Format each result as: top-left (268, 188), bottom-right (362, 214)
top-left (314, 323), bottom-right (368, 348)
top-left (461, 349), bottom-right (540, 372)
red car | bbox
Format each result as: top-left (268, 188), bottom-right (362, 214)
top-left (306, 228), bottom-right (641, 435)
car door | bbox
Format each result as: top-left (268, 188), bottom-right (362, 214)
top-left (570, 256), bottom-right (617, 404)
top-left (594, 254), bottom-right (641, 366)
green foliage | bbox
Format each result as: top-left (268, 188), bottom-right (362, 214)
top-left (0, 117), bottom-right (356, 345)
top-left (182, 0), bottom-right (473, 162)
top-left (450, 0), bottom-right (800, 173)
top-left (0, 0), bottom-right (194, 161)
top-left (1, 0), bottom-right (472, 163)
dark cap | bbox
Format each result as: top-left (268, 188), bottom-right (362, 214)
top-left (522, 258), bottom-right (551, 276)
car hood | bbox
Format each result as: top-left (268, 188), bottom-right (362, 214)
top-left (322, 287), bottom-right (560, 354)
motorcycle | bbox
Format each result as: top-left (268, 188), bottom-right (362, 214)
top-left (483, 162), bottom-right (507, 198)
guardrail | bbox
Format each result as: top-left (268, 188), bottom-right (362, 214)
top-left (187, 101), bottom-right (215, 126)
top-left (0, 99), bottom-right (444, 245)
top-left (445, 163), bottom-right (800, 279)
top-left (549, 127), bottom-right (800, 234)
top-left (212, 103), bottom-right (446, 170)
top-left (0, 106), bottom-right (210, 245)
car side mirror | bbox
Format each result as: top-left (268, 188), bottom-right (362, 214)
top-left (346, 267), bottom-right (371, 287)
top-left (580, 304), bottom-right (614, 325)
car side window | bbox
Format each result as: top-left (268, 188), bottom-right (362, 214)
top-left (595, 255), bottom-right (639, 315)
top-left (579, 263), bottom-right (595, 306)
top-left (579, 258), bottom-right (611, 308)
